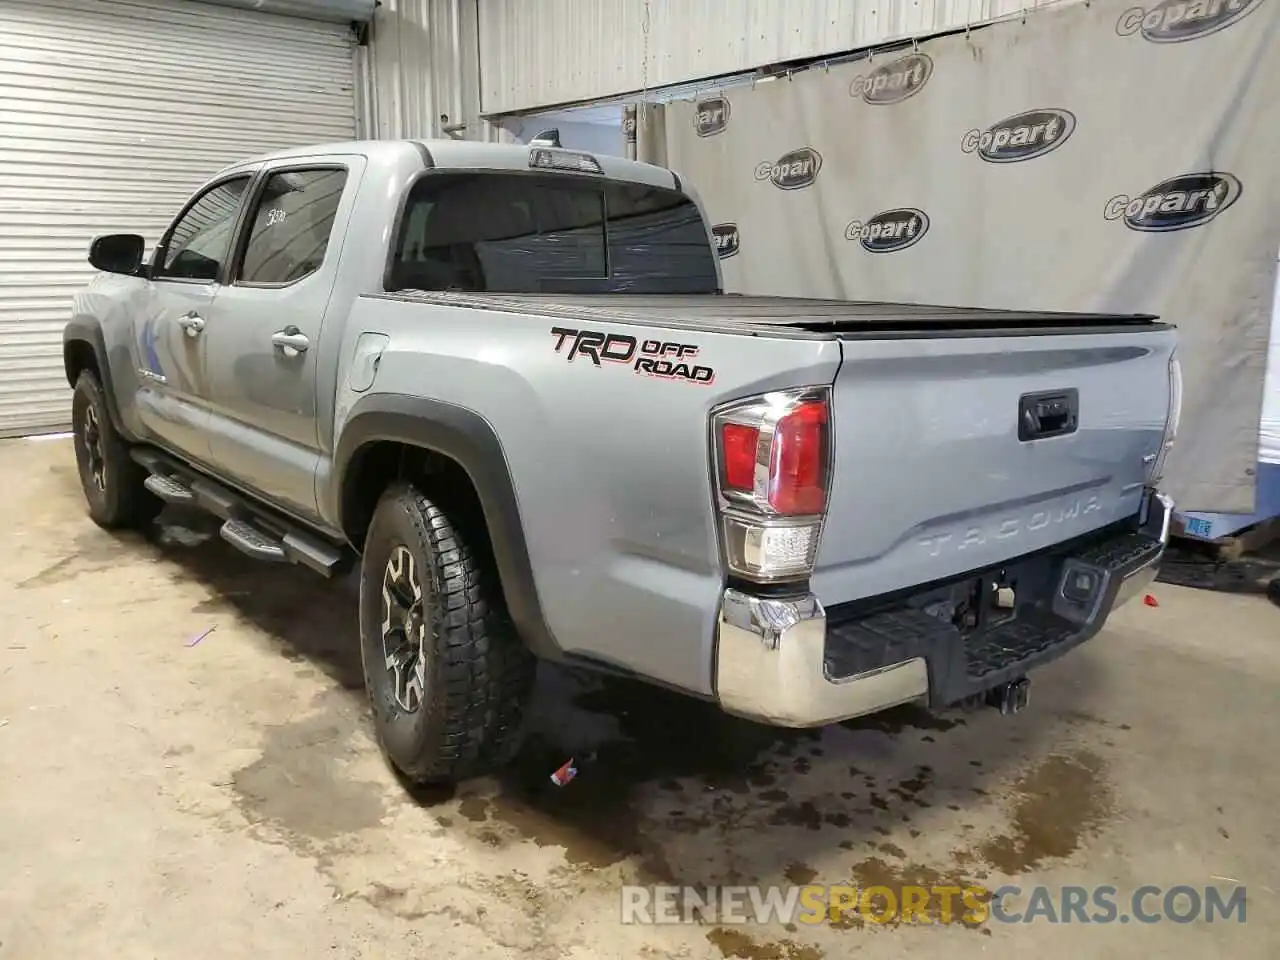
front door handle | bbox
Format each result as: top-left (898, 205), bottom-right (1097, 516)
top-left (177, 313), bottom-right (205, 337)
top-left (271, 328), bottom-right (310, 356)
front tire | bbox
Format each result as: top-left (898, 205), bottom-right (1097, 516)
top-left (71, 371), bottom-right (161, 530)
top-left (358, 482), bottom-right (536, 784)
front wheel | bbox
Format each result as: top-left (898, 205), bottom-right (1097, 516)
top-left (358, 482), bottom-right (536, 784)
top-left (71, 371), bottom-right (161, 530)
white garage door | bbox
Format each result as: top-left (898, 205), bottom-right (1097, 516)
top-left (0, 0), bottom-right (357, 438)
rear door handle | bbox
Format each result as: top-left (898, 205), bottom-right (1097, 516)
top-left (271, 328), bottom-right (310, 356)
top-left (177, 313), bottom-right (205, 337)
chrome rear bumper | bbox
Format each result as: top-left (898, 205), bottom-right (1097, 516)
top-left (714, 490), bottom-right (1172, 728)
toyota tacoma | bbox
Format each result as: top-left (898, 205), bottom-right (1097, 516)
top-left (62, 139), bottom-right (1179, 785)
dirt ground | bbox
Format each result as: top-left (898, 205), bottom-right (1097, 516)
top-left (1, 436), bottom-right (1276, 959)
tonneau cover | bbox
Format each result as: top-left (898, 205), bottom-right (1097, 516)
top-left (380, 290), bottom-right (1158, 336)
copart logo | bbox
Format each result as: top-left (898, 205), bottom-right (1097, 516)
top-left (1116, 0), bottom-right (1263, 42)
top-left (961, 108), bottom-right (1076, 163)
top-left (711, 223), bottom-right (740, 259)
top-left (694, 97), bottom-right (730, 137)
top-left (848, 53), bottom-right (933, 105)
top-left (754, 148), bottom-right (822, 190)
top-left (845, 208), bottom-right (930, 253)
top-left (1104, 172), bottom-right (1242, 232)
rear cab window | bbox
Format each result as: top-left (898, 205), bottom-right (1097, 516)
top-left (387, 172), bottom-right (720, 295)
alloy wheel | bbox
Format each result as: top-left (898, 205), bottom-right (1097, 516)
top-left (80, 405), bottom-right (107, 492)
top-left (380, 544), bottom-right (429, 712)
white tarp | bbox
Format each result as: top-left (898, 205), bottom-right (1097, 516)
top-left (1264, 256), bottom-right (1280, 464)
top-left (665, 0), bottom-right (1279, 513)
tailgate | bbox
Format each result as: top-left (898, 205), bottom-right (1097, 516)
top-left (811, 325), bottom-right (1177, 603)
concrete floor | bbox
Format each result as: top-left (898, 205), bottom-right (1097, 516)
top-left (0, 436), bottom-right (1276, 959)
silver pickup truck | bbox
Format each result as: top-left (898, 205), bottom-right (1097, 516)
top-left (63, 139), bottom-right (1179, 787)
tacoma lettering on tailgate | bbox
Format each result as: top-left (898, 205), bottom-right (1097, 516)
top-left (550, 326), bottom-right (716, 385)
top-left (918, 496), bottom-right (1105, 558)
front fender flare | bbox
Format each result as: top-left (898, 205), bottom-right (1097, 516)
top-left (62, 317), bottom-right (133, 441)
top-left (332, 393), bottom-right (562, 661)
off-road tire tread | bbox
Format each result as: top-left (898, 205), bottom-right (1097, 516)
top-left (367, 483), bottom-right (535, 783)
top-left (72, 371), bottom-right (162, 529)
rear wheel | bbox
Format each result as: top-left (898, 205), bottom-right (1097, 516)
top-left (358, 482), bottom-right (536, 784)
top-left (71, 371), bottom-right (161, 530)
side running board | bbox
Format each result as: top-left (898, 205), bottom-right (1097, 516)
top-left (221, 519), bottom-right (287, 562)
top-left (143, 473), bottom-right (193, 505)
top-left (130, 448), bottom-right (350, 578)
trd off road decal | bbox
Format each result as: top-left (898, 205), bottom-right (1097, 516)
top-left (1115, 0), bottom-right (1264, 42)
top-left (1104, 172), bottom-right (1242, 232)
top-left (550, 327), bottom-right (715, 385)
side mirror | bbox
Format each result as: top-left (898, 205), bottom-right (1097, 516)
top-left (530, 128), bottom-right (561, 148)
top-left (88, 234), bottom-right (145, 276)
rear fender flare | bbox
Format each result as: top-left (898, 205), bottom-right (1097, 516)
top-left (332, 393), bottom-right (562, 660)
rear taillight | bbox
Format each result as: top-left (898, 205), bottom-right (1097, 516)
top-left (712, 387), bottom-right (832, 582)
top-left (1148, 351), bottom-right (1182, 485)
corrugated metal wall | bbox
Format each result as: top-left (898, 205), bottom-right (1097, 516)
top-left (191, 0), bottom-right (377, 20)
top-left (477, 0), bottom-right (1078, 115)
top-left (356, 0), bottom-right (487, 141)
top-left (0, 0), bottom-right (356, 437)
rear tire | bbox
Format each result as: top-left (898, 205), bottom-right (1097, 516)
top-left (71, 371), bottom-right (162, 530)
top-left (358, 482), bottom-right (536, 784)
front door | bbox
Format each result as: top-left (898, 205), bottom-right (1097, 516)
top-left (134, 174), bottom-right (255, 463)
top-left (201, 161), bottom-right (360, 522)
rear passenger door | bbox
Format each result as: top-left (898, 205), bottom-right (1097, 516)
top-left (201, 158), bottom-right (363, 523)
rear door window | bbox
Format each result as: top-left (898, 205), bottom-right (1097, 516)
top-left (388, 172), bottom-right (719, 294)
top-left (237, 168), bottom-right (349, 285)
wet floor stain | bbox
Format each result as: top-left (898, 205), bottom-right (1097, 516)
top-left (783, 863), bottom-right (818, 885)
top-left (841, 704), bottom-right (967, 735)
top-left (438, 662), bottom-right (1072, 909)
top-left (768, 802), bottom-right (823, 831)
top-left (16, 528), bottom-right (136, 588)
top-left (706, 928), bottom-right (825, 960)
top-left (977, 750), bottom-right (1110, 874)
top-left (232, 692), bottom-right (387, 847)
top-left (846, 855), bottom-right (989, 930)
top-left (451, 670), bottom-right (826, 881)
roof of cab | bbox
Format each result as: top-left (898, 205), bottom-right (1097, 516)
top-left (215, 138), bottom-right (681, 191)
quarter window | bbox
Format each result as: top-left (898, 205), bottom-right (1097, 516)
top-left (158, 177), bottom-right (251, 281)
top-left (238, 169), bottom-right (348, 284)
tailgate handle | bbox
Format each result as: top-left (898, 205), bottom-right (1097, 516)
top-left (1018, 389), bottom-right (1078, 441)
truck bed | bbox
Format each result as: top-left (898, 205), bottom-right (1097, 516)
top-left (376, 290), bottom-right (1161, 337)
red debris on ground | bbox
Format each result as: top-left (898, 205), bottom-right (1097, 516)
top-left (549, 758), bottom-right (578, 787)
